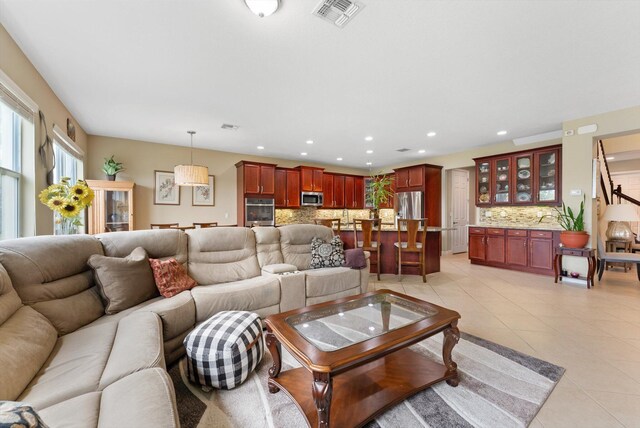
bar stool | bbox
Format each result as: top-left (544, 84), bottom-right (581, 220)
top-left (314, 218), bottom-right (341, 234)
top-left (394, 218), bottom-right (428, 283)
top-left (193, 222), bottom-right (218, 228)
top-left (353, 219), bottom-right (381, 281)
top-left (150, 223), bottom-right (179, 229)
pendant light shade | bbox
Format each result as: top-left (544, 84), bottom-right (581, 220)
top-left (244, 0), bottom-right (279, 17)
top-left (175, 131), bottom-right (209, 186)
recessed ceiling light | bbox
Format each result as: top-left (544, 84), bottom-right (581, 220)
top-left (497, 130), bottom-right (508, 136)
top-left (365, 136), bottom-right (373, 141)
top-left (366, 150), bottom-right (373, 154)
top-left (366, 162), bottom-right (372, 166)
top-left (300, 152), bottom-right (307, 156)
top-left (418, 149), bottom-right (426, 154)
top-left (336, 157), bottom-right (343, 161)
top-left (306, 140), bottom-right (314, 145)
top-left (606, 156), bottom-right (615, 160)
top-left (257, 146), bottom-right (264, 150)
top-left (427, 132), bottom-right (436, 137)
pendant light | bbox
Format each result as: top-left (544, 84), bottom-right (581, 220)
top-left (244, 0), bottom-right (279, 17)
top-left (174, 131), bottom-right (209, 186)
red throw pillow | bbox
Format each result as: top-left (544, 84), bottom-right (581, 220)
top-left (148, 258), bottom-right (197, 298)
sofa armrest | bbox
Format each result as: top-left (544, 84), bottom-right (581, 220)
top-left (261, 263), bottom-right (298, 275)
top-left (265, 271), bottom-right (306, 313)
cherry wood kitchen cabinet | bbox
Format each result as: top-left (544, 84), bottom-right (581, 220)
top-left (474, 144), bottom-right (561, 207)
top-left (334, 175), bottom-right (345, 208)
top-left (300, 166), bottom-right (323, 192)
top-left (395, 165), bottom-right (425, 191)
top-left (469, 226), bottom-right (559, 275)
top-left (236, 161), bottom-right (276, 196)
top-left (343, 175), bottom-right (364, 209)
top-left (275, 168), bottom-right (300, 208)
top-left (322, 174), bottom-right (334, 208)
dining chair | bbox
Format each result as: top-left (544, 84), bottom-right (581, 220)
top-left (150, 223), bottom-right (179, 229)
top-left (353, 219), bottom-right (381, 280)
top-left (314, 218), bottom-right (341, 234)
top-left (395, 218), bottom-right (428, 283)
top-left (193, 222), bottom-right (218, 228)
top-left (597, 232), bottom-right (640, 281)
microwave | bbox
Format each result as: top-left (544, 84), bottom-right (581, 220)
top-left (301, 192), bottom-right (323, 207)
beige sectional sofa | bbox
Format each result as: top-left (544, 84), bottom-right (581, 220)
top-left (0, 224), bottom-right (369, 427)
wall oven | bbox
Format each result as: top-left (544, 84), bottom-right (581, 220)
top-left (245, 198), bottom-right (275, 226)
top-left (301, 192), bottom-right (323, 207)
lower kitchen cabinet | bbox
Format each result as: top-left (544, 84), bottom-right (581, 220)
top-left (469, 226), bottom-right (559, 276)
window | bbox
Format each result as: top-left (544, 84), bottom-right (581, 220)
top-left (52, 125), bottom-right (85, 234)
top-left (0, 81), bottom-right (34, 240)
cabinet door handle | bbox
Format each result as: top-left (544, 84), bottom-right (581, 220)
top-left (523, 240), bottom-right (527, 247)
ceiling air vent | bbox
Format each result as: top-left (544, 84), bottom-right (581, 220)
top-left (312, 0), bottom-right (364, 28)
top-left (221, 124), bottom-right (239, 130)
top-left (396, 148), bottom-right (411, 153)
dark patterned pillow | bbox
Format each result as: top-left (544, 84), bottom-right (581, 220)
top-left (0, 401), bottom-right (48, 428)
top-left (310, 236), bottom-right (345, 269)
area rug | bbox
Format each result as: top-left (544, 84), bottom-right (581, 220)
top-left (169, 332), bottom-right (564, 428)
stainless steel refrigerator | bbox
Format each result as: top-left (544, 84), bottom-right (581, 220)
top-left (395, 191), bottom-right (423, 220)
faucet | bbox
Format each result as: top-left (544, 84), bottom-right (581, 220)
top-left (342, 208), bottom-right (350, 227)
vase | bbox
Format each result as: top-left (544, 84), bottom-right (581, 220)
top-left (54, 213), bottom-right (79, 235)
top-left (559, 231), bottom-right (589, 248)
top-left (107, 175), bottom-right (116, 181)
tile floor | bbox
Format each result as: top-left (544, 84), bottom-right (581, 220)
top-left (370, 253), bottom-right (640, 427)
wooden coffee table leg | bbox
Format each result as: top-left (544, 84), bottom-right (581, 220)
top-left (266, 329), bottom-right (282, 393)
top-left (312, 372), bottom-right (333, 428)
top-left (443, 320), bottom-right (460, 387)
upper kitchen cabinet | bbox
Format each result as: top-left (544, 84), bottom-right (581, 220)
top-left (344, 175), bottom-right (364, 209)
top-left (275, 168), bottom-right (300, 208)
top-left (299, 166), bottom-right (323, 192)
top-left (395, 165), bottom-right (424, 191)
top-left (235, 161), bottom-right (276, 196)
top-left (474, 144), bottom-right (561, 207)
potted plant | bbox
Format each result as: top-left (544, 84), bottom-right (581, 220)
top-left (540, 196), bottom-right (589, 248)
top-left (369, 173), bottom-right (394, 219)
top-left (102, 155), bottom-right (124, 181)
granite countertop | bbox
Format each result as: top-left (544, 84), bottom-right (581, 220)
top-left (468, 224), bottom-right (563, 231)
top-left (338, 226), bottom-right (450, 232)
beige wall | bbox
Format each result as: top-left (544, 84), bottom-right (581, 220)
top-left (0, 24), bottom-right (87, 236)
top-left (610, 159), bottom-right (640, 173)
top-left (86, 135), bottom-right (367, 229)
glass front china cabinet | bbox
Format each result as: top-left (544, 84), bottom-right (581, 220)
top-left (85, 180), bottom-right (135, 234)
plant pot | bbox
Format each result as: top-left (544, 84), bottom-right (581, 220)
top-left (107, 175), bottom-right (116, 181)
top-left (560, 231), bottom-right (589, 248)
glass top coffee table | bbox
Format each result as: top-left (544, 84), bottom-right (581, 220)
top-left (265, 289), bottom-right (461, 428)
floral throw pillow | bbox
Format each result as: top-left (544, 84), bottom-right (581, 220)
top-left (0, 401), bottom-right (48, 428)
top-left (148, 258), bottom-right (197, 298)
top-left (310, 236), bottom-right (345, 269)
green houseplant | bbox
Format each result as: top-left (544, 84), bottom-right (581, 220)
top-left (102, 155), bottom-right (124, 181)
top-left (368, 173), bottom-right (394, 218)
top-left (540, 196), bottom-right (589, 248)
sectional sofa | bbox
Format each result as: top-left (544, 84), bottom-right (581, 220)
top-left (0, 224), bottom-right (369, 427)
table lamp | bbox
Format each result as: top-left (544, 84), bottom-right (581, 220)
top-left (603, 203), bottom-right (639, 241)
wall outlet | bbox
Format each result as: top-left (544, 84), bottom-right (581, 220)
top-left (570, 189), bottom-right (582, 196)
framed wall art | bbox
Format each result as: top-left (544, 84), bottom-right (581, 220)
top-left (192, 175), bottom-right (215, 206)
top-left (154, 170), bottom-right (180, 205)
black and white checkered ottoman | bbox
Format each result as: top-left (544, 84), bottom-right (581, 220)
top-left (184, 311), bottom-right (264, 390)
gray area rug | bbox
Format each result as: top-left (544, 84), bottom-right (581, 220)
top-left (169, 331), bottom-right (563, 428)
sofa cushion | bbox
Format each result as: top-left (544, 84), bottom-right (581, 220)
top-left (187, 228), bottom-right (261, 285)
top-left (97, 229), bottom-right (188, 265)
top-left (149, 258), bottom-right (197, 298)
top-left (88, 247), bottom-right (158, 314)
top-left (0, 264), bottom-right (21, 326)
top-left (278, 224), bottom-right (334, 270)
top-left (310, 236), bottom-right (345, 269)
top-left (39, 392), bottom-right (101, 428)
top-left (261, 263), bottom-right (298, 274)
top-left (191, 276), bottom-right (280, 323)
top-left (253, 227), bottom-right (284, 267)
top-left (0, 306), bottom-right (57, 401)
top-left (305, 267), bottom-right (361, 298)
top-left (0, 401), bottom-right (48, 427)
top-left (0, 235), bottom-right (105, 335)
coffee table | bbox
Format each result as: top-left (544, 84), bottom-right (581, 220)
top-left (264, 289), bottom-right (461, 428)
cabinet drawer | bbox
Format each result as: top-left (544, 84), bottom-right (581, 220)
top-left (469, 227), bottom-right (486, 235)
top-left (561, 249), bottom-right (584, 256)
top-left (507, 229), bottom-right (527, 236)
top-left (529, 230), bottom-right (552, 239)
top-left (487, 228), bottom-right (505, 235)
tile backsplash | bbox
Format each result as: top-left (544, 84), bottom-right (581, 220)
top-left (276, 208), bottom-right (396, 226)
top-left (478, 206), bottom-right (561, 228)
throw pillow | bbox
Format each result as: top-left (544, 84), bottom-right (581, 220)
top-left (88, 247), bottom-right (158, 315)
top-left (344, 248), bottom-right (367, 269)
top-left (0, 401), bottom-right (49, 428)
top-left (148, 258), bottom-right (197, 298)
top-left (310, 236), bottom-right (345, 269)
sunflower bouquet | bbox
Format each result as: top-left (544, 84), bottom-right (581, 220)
top-left (39, 177), bottom-right (94, 234)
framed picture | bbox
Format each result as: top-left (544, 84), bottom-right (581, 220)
top-left (154, 170), bottom-right (180, 205)
top-left (66, 118), bottom-right (76, 142)
top-left (192, 175), bottom-right (215, 206)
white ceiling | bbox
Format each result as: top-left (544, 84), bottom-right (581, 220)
top-left (2, 0), bottom-right (639, 168)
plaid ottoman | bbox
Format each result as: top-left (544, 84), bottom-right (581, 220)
top-left (184, 311), bottom-right (264, 390)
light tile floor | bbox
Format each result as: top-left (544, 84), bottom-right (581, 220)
top-left (370, 253), bottom-right (640, 427)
